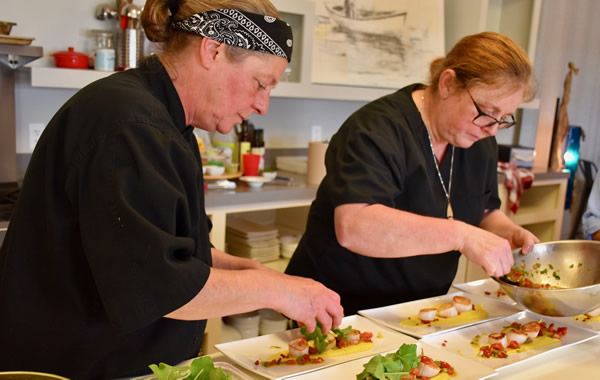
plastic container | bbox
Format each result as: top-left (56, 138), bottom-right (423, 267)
top-left (242, 154), bottom-right (260, 176)
top-left (93, 31), bottom-right (115, 71)
top-left (211, 130), bottom-right (237, 165)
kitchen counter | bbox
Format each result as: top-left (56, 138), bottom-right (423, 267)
top-left (205, 173), bottom-right (316, 211)
top-left (205, 170), bottom-right (566, 211)
top-left (204, 172), bottom-right (316, 252)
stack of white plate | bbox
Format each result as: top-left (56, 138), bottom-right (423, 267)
top-left (279, 234), bottom-right (300, 259)
top-left (226, 217), bottom-right (280, 262)
top-left (259, 309), bottom-right (289, 335)
top-left (224, 311), bottom-right (261, 339)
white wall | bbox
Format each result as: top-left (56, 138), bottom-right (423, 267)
top-left (4, 0), bottom-right (366, 157)
top-left (535, 0), bottom-right (600, 166)
top-left (5, 0), bottom-right (600, 166)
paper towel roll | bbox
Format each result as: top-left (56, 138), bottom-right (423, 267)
top-left (307, 141), bottom-right (328, 185)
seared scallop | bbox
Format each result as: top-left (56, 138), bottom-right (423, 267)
top-left (418, 307), bottom-right (438, 322)
top-left (346, 329), bottom-right (361, 345)
top-left (452, 295), bottom-right (473, 313)
top-left (288, 337), bottom-right (309, 357)
top-left (437, 302), bottom-right (458, 318)
top-left (507, 329), bottom-right (528, 345)
top-left (522, 321), bottom-right (541, 339)
top-left (418, 355), bottom-right (441, 378)
top-left (488, 332), bottom-right (508, 348)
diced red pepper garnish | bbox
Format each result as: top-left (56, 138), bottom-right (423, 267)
top-left (360, 331), bottom-right (373, 342)
top-left (556, 326), bottom-right (568, 337)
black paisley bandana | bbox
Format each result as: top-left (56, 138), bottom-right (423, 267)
top-left (172, 9), bottom-right (293, 62)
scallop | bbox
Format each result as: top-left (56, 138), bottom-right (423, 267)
top-left (437, 302), bottom-right (459, 318)
top-left (418, 307), bottom-right (438, 322)
top-left (288, 337), bottom-right (309, 357)
top-left (452, 295), bottom-right (473, 313)
top-left (325, 333), bottom-right (337, 350)
top-left (522, 321), bottom-right (541, 339)
top-left (507, 329), bottom-right (528, 345)
top-left (488, 332), bottom-right (508, 348)
top-left (418, 355), bottom-right (441, 378)
top-left (347, 329), bottom-right (361, 345)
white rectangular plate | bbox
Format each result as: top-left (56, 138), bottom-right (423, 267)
top-left (554, 311), bottom-right (600, 332)
top-left (452, 279), bottom-right (518, 305)
top-left (215, 315), bottom-right (417, 380)
top-left (285, 341), bottom-right (497, 380)
top-left (358, 291), bottom-right (521, 338)
top-left (421, 310), bottom-right (599, 370)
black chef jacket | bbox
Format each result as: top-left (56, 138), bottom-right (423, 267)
top-left (286, 84), bottom-right (501, 316)
top-left (0, 57), bottom-right (212, 378)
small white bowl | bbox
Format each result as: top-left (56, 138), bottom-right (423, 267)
top-left (205, 165), bottom-right (225, 176)
top-left (262, 171), bottom-right (278, 180)
top-left (240, 176), bottom-right (272, 188)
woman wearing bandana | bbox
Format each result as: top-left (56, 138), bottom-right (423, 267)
top-left (286, 32), bottom-right (539, 316)
top-left (0, 0), bottom-right (343, 378)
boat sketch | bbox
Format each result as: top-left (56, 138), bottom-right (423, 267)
top-left (312, 0), bottom-right (444, 89)
top-left (325, 0), bottom-right (407, 37)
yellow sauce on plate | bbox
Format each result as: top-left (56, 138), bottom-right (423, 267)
top-left (321, 342), bottom-right (373, 358)
top-left (573, 314), bottom-right (600, 323)
top-left (471, 335), bottom-right (561, 356)
top-left (509, 335), bottom-right (561, 353)
top-left (400, 305), bottom-right (488, 327)
top-left (432, 373), bottom-right (452, 380)
top-left (262, 342), bottom-right (374, 362)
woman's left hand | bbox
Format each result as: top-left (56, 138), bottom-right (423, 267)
top-left (510, 226), bottom-right (539, 254)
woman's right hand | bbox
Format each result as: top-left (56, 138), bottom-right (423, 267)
top-left (270, 273), bottom-right (344, 333)
top-left (456, 221), bottom-right (514, 277)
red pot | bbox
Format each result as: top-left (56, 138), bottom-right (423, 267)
top-left (54, 47), bottom-right (89, 69)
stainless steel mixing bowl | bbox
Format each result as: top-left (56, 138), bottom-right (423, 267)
top-left (492, 240), bottom-right (600, 317)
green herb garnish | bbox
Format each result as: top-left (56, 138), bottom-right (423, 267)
top-left (301, 324), bottom-right (329, 353)
top-left (149, 356), bottom-right (231, 380)
top-left (356, 343), bottom-right (419, 380)
top-left (332, 326), bottom-right (353, 339)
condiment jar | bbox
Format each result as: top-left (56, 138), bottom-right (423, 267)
top-left (93, 31), bottom-right (115, 71)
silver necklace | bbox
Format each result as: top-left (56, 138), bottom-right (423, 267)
top-left (421, 94), bottom-right (455, 219)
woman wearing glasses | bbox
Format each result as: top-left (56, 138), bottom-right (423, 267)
top-left (286, 32), bottom-right (539, 315)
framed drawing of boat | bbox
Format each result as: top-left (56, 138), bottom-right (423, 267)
top-left (312, 0), bottom-right (444, 89)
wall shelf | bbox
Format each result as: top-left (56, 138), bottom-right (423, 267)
top-left (29, 0), bottom-right (544, 107)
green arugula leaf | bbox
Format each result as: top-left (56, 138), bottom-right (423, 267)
top-left (355, 344), bottom-right (419, 380)
top-left (148, 362), bottom-right (190, 380)
top-left (149, 356), bottom-right (231, 380)
top-left (300, 324), bottom-right (329, 353)
top-left (332, 326), bottom-right (353, 339)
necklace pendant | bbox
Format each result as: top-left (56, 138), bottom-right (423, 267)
top-left (447, 202), bottom-right (454, 219)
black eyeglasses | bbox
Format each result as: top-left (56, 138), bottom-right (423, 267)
top-left (467, 89), bottom-right (516, 129)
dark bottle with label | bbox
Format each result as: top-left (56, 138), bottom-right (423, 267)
top-left (251, 128), bottom-right (265, 173)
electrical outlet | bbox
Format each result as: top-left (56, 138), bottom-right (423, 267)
top-left (29, 123), bottom-right (46, 151)
top-left (311, 125), bottom-right (322, 142)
